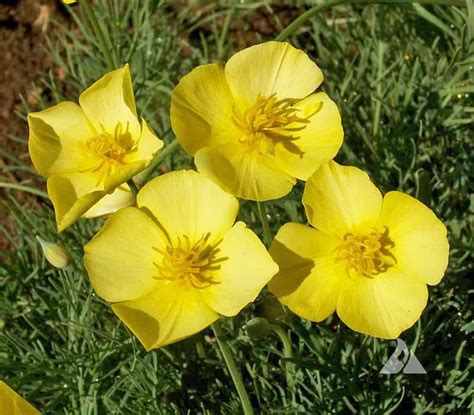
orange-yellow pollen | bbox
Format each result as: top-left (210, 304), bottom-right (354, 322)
top-left (336, 230), bottom-right (395, 277)
top-left (85, 122), bottom-right (135, 164)
top-left (153, 234), bottom-right (224, 288)
top-left (232, 94), bottom-right (310, 156)
top-left (86, 133), bottom-right (126, 161)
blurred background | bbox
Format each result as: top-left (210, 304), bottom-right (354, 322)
top-left (0, 0), bottom-right (472, 413)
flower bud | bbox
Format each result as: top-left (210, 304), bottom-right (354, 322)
top-left (36, 236), bottom-right (70, 269)
top-left (244, 317), bottom-right (272, 340)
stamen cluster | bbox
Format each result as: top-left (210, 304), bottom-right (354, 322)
top-left (232, 94), bottom-right (310, 156)
top-left (153, 233), bottom-right (224, 288)
top-left (335, 229), bottom-right (395, 277)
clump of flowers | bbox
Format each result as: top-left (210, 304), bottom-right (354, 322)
top-left (26, 36), bottom-right (449, 414)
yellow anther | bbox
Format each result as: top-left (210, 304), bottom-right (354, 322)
top-left (232, 94), bottom-right (312, 156)
top-left (335, 228), bottom-right (395, 277)
top-left (153, 233), bottom-right (224, 288)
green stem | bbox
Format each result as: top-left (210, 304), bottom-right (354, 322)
top-left (256, 201), bottom-right (272, 247)
top-left (270, 325), bottom-right (295, 388)
top-left (136, 138), bottom-right (179, 185)
top-left (212, 322), bottom-right (254, 415)
top-left (275, 0), bottom-right (466, 41)
top-left (81, 0), bottom-right (116, 70)
top-left (127, 179), bottom-right (139, 198)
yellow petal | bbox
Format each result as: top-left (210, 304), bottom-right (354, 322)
top-left (378, 191), bottom-right (449, 285)
top-left (47, 172), bottom-right (105, 232)
top-left (303, 161), bottom-right (382, 238)
top-left (274, 93), bottom-right (344, 181)
top-left (123, 118), bottom-right (164, 163)
top-left (28, 101), bottom-right (95, 177)
top-left (268, 223), bottom-right (345, 322)
top-left (201, 222), bottom-right (278, 316)
top-left (79, 64), bottom-right (140, 138)
top-left (0, 381), bottom-right (40, 415)
top-left (112, 283), bottom-right (218, 350)
top-left (195, 143), bottom-right (296, 201)
top-left (225, 41), bottom-right (323, 106)
top-left (170, 63), bottom-right (240, 155)
top-left (48, 160), bottom-right (146, 232)
top-left (83, 184), bottom-right (135, 218)
top-left (84, 207), bottom-right (168, 303)
top-left (104, 160), bottom-right (147, 192)
top-left (336, 267), bottom-right (428, 339)
top-left (137, 170), bottom-right (239, 243)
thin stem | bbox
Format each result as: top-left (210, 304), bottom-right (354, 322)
top-left (212, 321), bottom-right (254, 415)
top-left (271, 325), bottom-right (295, 388)
top-left (275, 0), bottom-right (466, 41)
top-left (127, 179), bottom-right (139, 198)
top-left (256, 201), bottom-right (272, 247)
top-left (136, 138), bottom-right (179, 185)
top-left (81, 0), bottom-right (116, 70)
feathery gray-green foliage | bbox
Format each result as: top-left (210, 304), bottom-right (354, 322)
top-left (0, 0), bottom-right (472, 413)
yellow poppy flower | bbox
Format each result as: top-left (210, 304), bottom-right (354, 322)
top-left (84, 170), bottom-right (278, 350)
top-left (0, 381), bottom-right (40, 415)
top-left (28, 65), bottom-right (163, 232)
top-left (268, 161), bottom-right (449, 339)
top-left (171, 41), bottom-right (343, 201)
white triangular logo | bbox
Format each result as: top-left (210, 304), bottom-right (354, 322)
top-left (380, 338), bottom-right (426, 374)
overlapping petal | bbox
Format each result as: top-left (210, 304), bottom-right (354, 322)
top-left (268, 223), bottom-right (344, 322)
top-left (274, 93), bottom-right (344, 181)
top-left (47, 160), bottom-right (146, 232)
top-left (225, 41), bottom-right (323, 105)
top-left (303, 161), bottom-right (382, 238)
top-left (84, 207), bottom-right (168, 303)
top-left (336, 267), bottom-right (428, 338)
top-left (378, 191), bottom-right (449, 285)
top-left (112, 281), bottom-right (219, 350)
top-left (79, 64), bottom-right (140, 138)
top-left (123, 118), bottom-right (164, 164)
top-left (28, 101), bottom-right (95, 176)
top-left (195, 143), bottom-right (296, 201)
top-left (82, 184), bottom-right (134, 218)
top-left (201, 222), bottom-right (279, 316)
top-left (137, 170), bottom-right (239, 243)
top-left (170, 64), bottom-right (240, 155)
top-left (47, 171), bottom-right (105, 232)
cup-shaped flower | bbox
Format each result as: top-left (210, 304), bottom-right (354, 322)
top-left (0, 381), bottom-right (40, 415)
top-left (28, 64), bottom-right (163, 232)
top-left (268, 161), bottom-right (449, 339)
top-left (84, 170), bottom-right (278, 350)
top-left (171, 41), bottom-right (343, 201)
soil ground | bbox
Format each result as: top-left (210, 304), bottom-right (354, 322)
top-left (0, 0), bottom-right (67, 251)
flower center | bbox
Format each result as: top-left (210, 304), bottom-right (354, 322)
top-left (86, 133), bottom-right (126, 162)
top-left (335, 229), bottom-right (395, 277)
top-left (232, 94), bottom-right (311, 156)
top-left (153, 234), bottom-right (224, 288)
